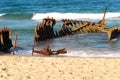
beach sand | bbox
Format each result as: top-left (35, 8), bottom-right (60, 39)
top-left (0, 55), bottom-right (120, 80)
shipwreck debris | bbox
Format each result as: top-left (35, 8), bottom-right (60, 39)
top-left (104, 26), bottom-right (120, 40)
top-left (13, 32), bottom-right (18, 55)
top-left (71, 7), bottom-right (107, 33)
top-left (34, 17), bottom-right (57, 42)
top-left (0, 27), bottom-right (13, 52)
top-left (32, 45), bottom-right (67, 56)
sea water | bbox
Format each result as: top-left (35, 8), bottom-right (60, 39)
top-left (0, 0), bottom-right (120, 57)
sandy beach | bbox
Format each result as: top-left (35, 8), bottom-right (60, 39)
top-left (0, 55), bottom-right (120, 80)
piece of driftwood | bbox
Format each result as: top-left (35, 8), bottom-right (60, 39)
top-left (32, 45), bottom-right (67, 56)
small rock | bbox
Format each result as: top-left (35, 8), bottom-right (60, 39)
top-left (26, 76), bottom-right (31, 79)
top-left (2, 67), bottom-right (7, 71)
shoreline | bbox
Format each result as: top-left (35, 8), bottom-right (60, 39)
top-left (0, 55), bottom-right (120, 80)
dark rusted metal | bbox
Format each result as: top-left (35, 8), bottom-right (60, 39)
top-left (0, 27), bottom-right (13, 52)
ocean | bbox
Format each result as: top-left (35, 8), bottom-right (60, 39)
top-left (0, 0), bottom-right (120, 57)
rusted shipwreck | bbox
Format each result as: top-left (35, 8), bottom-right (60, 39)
top-left (34, 17), bottom-right (107, 42)
top-left (0, 27), bottom-right (13, 52)
top-left (34, 8), bottom-right (108, 42)
top-left (34, 7), bottom-right (120, 41)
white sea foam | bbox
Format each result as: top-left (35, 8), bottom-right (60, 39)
top-left (32, 12), bottom-right (120, 20)
top-left (0, 14), bottom-right (5, 17)
top-left (67, 50), bottom-right (120, 57)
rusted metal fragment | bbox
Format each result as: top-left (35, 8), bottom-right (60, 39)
top-left (32, 45), bottom-right (67, 56)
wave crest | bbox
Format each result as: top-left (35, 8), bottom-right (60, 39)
top-left (0, 14), bottom-right (5, 17)
top-left (32, 12), bottom-right (120, 20)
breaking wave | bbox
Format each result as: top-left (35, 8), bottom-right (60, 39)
top-left (0, 14), bottom-right (5, 17)
top-left (32, 12), bottom-right (120, 20)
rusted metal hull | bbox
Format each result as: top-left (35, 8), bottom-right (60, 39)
top-left (34, 8), bottom-right (108, 42)
top-left (33, 7), bottom-right (120, 41)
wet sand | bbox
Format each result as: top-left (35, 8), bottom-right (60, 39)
top-left (0, 55), bottom-right (120, 80)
